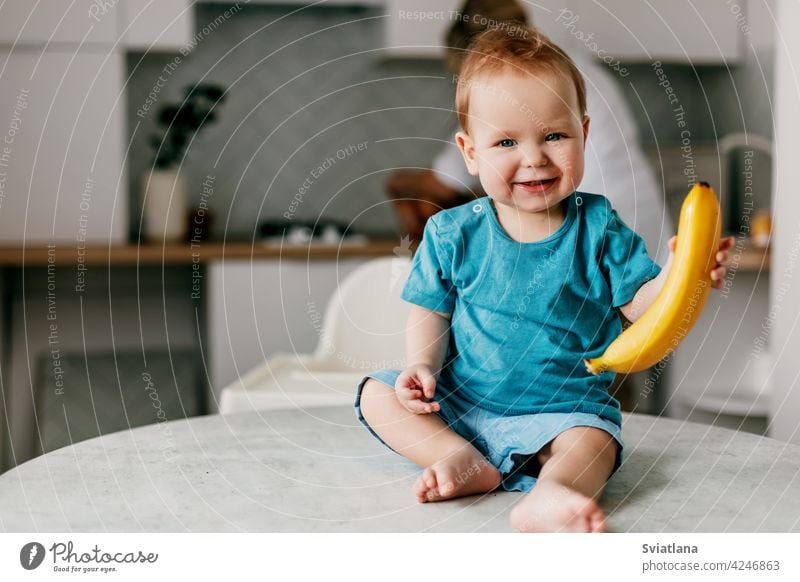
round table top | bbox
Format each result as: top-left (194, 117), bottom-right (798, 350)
top-left (1, 407), bottom-right (799, 532)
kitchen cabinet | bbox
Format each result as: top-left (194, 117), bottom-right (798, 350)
top-left (383, 0), bottom-right (462, 59)
top-left (195, 0), bottom-right (383, 5)
top-left (668, 271), bottom-right (771, 428)
top-left (123, 0), bottom-right (193, 51)
top-left (1, 265), bottom-right (201, 470)
top-left (0, 48), bottom-right (127, 243)
top-left (0, 0), bottom-right (118, 46)
top-left (208, 258), bottom-right (371, 408)
top-left (563, 0), bottom-right (743, 64)
top-left (0, 1), bottom-right (197, 244)
top-left (0, 0), bottom-right (194, 50)
top-left (382, 0), bottom-right (744, 64)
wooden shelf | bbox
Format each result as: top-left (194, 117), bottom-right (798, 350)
top-left (0, 240), bottom-right (771, 271)
top-left (0, 240), bottom-right (403, 266)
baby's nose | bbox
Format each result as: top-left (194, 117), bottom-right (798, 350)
top-left (522, 145), bottom-right (548, 167)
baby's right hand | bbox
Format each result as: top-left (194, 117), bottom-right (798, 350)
top-left (395, 364), bottom-right (441, 414)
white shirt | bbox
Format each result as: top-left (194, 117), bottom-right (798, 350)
top-left (432, 56), bottom-right (672, 265)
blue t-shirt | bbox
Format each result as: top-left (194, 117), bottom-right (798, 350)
top-left (400, 192), bottom-right (661, 427)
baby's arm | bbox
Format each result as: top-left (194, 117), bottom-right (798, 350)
top-left (394, 305), bottom-right (451, 414)
top-left (619, 235), bottom-right (734, 322)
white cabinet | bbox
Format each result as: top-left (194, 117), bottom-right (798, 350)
top-left (0, 49), bottom-right (127, 243)
top-left (123, 0), bottom-right (193, 51)
top-left (562, 0), bottom-right (743, 63)
top-left (197, 0), bottom-right (382, 5)
top-left (0, 1), bottom-right (196, 244)
top-left (383, 0), bottom-right (745, 64)
top-left (208, 259), bottom-right (368, 409)
top-left (0, 0), bottom-right (118, 45)
top-left (0, 0), bottom-right (195, 51)
top-left (380, 0), bottom-right (589, 60)
top-left (383, 0), bottom-right (462, 58)
top-left (667, 272), bottom-right (770, 419)
top-left (0, 0), bottom-right (194, 50)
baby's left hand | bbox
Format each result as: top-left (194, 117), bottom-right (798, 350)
top-left (668, 235), bottom-right (735, 290)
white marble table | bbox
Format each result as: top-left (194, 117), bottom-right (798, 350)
top-left (1, 407), bottom-right (799, 532)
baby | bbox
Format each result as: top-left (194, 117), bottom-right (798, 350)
top-left (355, 25), bottom-right (733, 532)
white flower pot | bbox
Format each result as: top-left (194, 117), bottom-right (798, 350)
top-left (143, 168), bottom-right (187, 242)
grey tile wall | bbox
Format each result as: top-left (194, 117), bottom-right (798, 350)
top-left (623, 47), bottom-right (774, 229)
top-left (620, 48), bottom-right (774, 143)
top-left (127, 3), bottom-right (455, 241)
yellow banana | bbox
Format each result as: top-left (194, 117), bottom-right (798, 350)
top-left (585, 181), bottom-right (721, 375)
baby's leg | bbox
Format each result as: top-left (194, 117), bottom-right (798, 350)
top-left (509, 426), bottom-right (618, 533)
top-left (359, 378), bottom-right (501, 502)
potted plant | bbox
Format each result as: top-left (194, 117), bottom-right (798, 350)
top-left (142, 83), bottom-right (225, 242)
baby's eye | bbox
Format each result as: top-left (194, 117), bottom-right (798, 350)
top-left (545, 133), bottom-right (565, 142)
top-left (497, 138), bottom-right (517, 148)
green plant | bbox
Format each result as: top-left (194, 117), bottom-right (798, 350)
top-left (149, 83), bottom-right (226, 169)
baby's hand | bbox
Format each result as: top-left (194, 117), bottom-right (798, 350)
top-left (395, 364), bottom-right (440, 414)
top-left (667, 235), bottom-right (735, 290)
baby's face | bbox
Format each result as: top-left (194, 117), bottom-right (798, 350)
top-left (456, 69), bottom-right (589, 216)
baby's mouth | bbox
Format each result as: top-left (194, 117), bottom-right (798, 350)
top-left (514, 177), bottom-right (558, 192)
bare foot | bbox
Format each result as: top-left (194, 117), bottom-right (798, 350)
top-left (510, 479), bottom-right (607, 533)
top-left (414, 449), bottom-right (501, 503)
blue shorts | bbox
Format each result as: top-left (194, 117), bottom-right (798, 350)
top-left (354, 368), bottom-right (624, 493)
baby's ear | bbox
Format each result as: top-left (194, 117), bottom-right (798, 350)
top-left (582, 115), bottom-right (590, 146)
top-left (455, 131), bottom-right (479, 176)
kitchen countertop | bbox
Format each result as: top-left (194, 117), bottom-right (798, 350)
top-left (0, 240), bottom-right (401, 266)
top-left (1, 407), bottom-right (798, 532)
top-left (0, 241), bottom-right (768, 270)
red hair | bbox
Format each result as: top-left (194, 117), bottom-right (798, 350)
top-left (455, 25), bottom-right (587, 131)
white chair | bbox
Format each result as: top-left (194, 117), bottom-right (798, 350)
top-left (218, 256), bottom-right (413, 414)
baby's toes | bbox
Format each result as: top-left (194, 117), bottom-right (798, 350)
top-left (573, 498), bottom-right (604, 533)
top-left (426, 479), bottom-right (455, 502)
top-left (589, 507), bottom-right (607, 533)
top-left (413, 475), bottom-right (427, 502)
top-left (439, 479), bottom-right (456, 496)
top-left (414, 468), bottom-right (437, 503)
top-left (423, 468), bottom-right (437, 489)
top-left (425, 467), bottom-right (459, 501)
